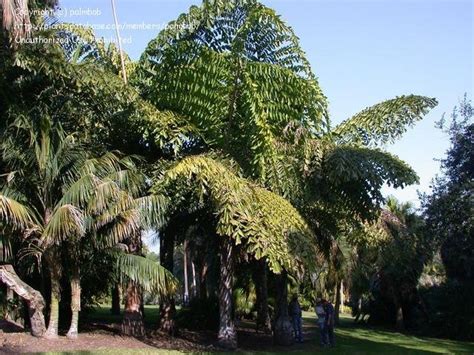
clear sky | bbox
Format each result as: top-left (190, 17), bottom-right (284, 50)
top-left (58, 0), bottom-right (473, 207)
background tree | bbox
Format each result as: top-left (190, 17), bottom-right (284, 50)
top-left (421, 95), bottom-right (473, 340)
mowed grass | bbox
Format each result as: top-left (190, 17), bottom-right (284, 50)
top-left (44, 307), bottom-right (474, 354)
top-left (293, 312), bottom-right (474, 355)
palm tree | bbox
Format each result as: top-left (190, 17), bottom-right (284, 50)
top-left (0, 116), bottom-right (175, 338)
top-left (137, 0), bottom-right (438, 346)
top-left (138, 0), bottom-right (327, 195)
top-left (138, 0), bottom-right (328, 345)
top-left (155, 154), bottom-right (322, 347)
top-left (138, 0), bottom-right (438, 346)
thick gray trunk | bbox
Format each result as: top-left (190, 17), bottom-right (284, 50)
top-left (0, 265), bottom-right (46, 337)
top-left (273, 271), bottom-right (293, 346)
top-left (217, 237), bottom-right (237, 349)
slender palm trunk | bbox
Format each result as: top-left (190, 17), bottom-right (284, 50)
top-left (183, 239), bottom-right (189, 306)
top-left (199, 262), bottom-right (208, 300)
top-left (335, 280), bottom-right (342, 325)
top-left (111, 284), bottom-right (121, 315)
top-left (44, 261), bottom-right (61, 338)
top-left (253, 259), bottom-right (271, 333)
top-left (67, 267), bottom-right (81, 338)
top-left (217, 237), bottom-right (237, 349)
top-left (121, 282), bottom-right (145, 337)
top-left (159, 229), bottom-right (175, 334)
top-left (273, 271), bottom-right (293, 346)
top-left (191, 261), bottom-right (197, 299)
top-left (395, 303), bottom-right (404, 330)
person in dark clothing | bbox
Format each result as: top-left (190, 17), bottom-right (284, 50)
top-left (288, 294), bottom-right (303, 343)
top-left (315, 299), bottom-right (327, 346)
top-left (323, 299), bottom-right (335, 347)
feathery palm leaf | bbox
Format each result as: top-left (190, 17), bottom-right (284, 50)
top-left (115, 252), bottom-right (177, 295)
top-left (332, 95), bottom-right (437, 146)
top-left (158, 154), bottom-right (321, 274)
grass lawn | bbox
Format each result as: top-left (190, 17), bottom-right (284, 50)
top-left (40, 307), bottom-right (474, 354)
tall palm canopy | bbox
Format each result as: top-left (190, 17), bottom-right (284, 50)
top-left (138, 0), bottom-right (328, 193)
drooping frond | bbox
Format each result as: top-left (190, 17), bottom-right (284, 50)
top-left (332, 95), bottom-right (437, 146)
top-left (114, 252), bottom-right (177, 295)
top-left (42, 204), bottom-right (84, 245)
top-left (158, 154), bottom-right (321, 274)
top-left (0, 190), bottom-right (35, 228)
top-left (305, 143), bottom-right (419, 220)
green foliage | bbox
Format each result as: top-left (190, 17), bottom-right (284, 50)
top-left (0, 117), bottom-right (176, 299)
top-left (347, 197), bottom-right (430, 329)
top-left (420, 96), bottom-right (473, 340)
top-left (332, 95), bottom-right (437, 146)
top-left (156, 154), bottom-right (321, 275)
top-left (115, 252), bottom-right (177, 295)
top-left (138, 0), bottom-right (327, 192)
top-left (234, 284), bottom-right (256, 319)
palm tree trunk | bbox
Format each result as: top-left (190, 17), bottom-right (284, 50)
top-left (158, 228), bottom-right (176, 334)
top-left (253, 259), bottom-right (271, 333)
top-left (335, 280), bottom-right (342, 325)
top-left (44, 261), bottom-right (61, 338)
top-left (67, 267), bottom-right (81, 339)
top-left (217, 237), bottom-right (237, 349)
top-left (191, 261), bottom-right (197, 299)
top-left (199, 262), bottom-right (208, 300)
top-left (273, 270), bottom-right (293, 346)
top-left (2, 0), bottom-right (32, 44)
top-left (0, 265), bottom-right (46, 337)
top-left (5, 287), bottom-right (16, 322)
top-left (395, 303), bottom-right (404, 331)
top-left (183, 239), bottom-right (189, 306)
top-left (110, 0), bottom-right (127, 83)
top-left (121, 282), bottom-right (145, 337)
top-left (111, 284), bottom-right (121, 315)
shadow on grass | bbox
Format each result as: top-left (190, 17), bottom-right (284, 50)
top-left (64, 308), bottom-right (474, 355)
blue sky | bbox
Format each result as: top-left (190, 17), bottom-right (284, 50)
top-left (59, 0), bottom-right (473, 207)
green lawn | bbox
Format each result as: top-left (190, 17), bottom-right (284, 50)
top-left (44, 308), bottom-right (474, 355)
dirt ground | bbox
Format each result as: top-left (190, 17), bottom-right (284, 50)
top-left (0, 315), bottom-right (318, 354)
top-left (0, 325), bottom-right (225, 353)
top-left (0, 330), bottom-right (154, 354)
top-left (0, 320), bottom-right (272, 353)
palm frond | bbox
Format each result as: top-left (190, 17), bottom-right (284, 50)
top-left (158, 154), bottom-right (322, 275)
top-left (114, 252), bottom-right (177, 295)
top-left (42, 204), bottom-right (84, 245)
top-left (332, 95), bottom-right (437, 146)
top-left (0, 190), bottom-right (35, 228)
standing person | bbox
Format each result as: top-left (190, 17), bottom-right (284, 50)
top-left (288, 294), bottom-right (303, 343)
top-left (315, 299), bottom-right (327, 346)
top-left (323, 299), bottom-right (336, 347)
